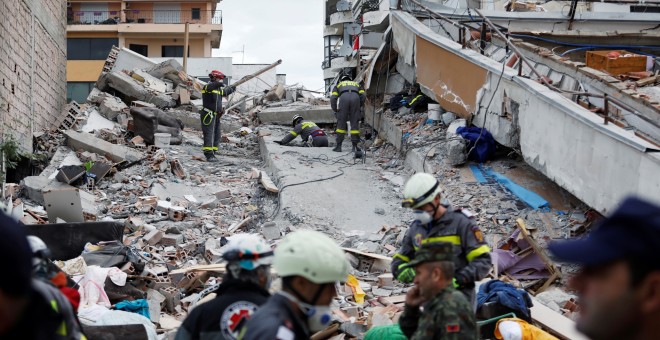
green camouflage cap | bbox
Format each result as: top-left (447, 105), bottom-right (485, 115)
top-left (406, 242), bottom-right (454, 267)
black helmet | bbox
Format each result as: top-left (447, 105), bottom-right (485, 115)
top-left (292, 114), bottom-right (303, 127)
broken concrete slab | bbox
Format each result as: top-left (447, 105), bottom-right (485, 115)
top-left (258, 105), bottom-right (337, 125)
top-left (97, 71), bottom-right (176, 108)
top-left (22, 176), bottom-right (54, 204)
top-left (64, 130), bottom-right (145, 163)
top-left (145, 59), bottom-right (186, 87)
top-left (261, 222), bottom-right (281, 240)
top-left (82, 109), bottom-right (116, 133)
top-left (131, 69), bottom-right (170, 93)
top-left (446, 138), bottom-right (467, 166)
top-left (265, 84), bottom-right (286, 101)
top-left (99, 96), bottom-right (128, 121)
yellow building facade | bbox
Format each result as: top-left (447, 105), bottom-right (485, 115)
top-left (66, 0), bottom-right (223, 102)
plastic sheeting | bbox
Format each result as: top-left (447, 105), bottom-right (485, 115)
top-left (77, 265), bottom-right (127, 309)
top-left (115, 299), bottom-right (150, 319)
top-left (25, 221), bottom-right (124, 260)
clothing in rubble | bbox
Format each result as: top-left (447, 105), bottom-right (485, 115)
top-left (477, 279), bottom-right (533, 321)
top-left (201, 80), bottom-right (234, 159)
top-left (175, 280), bottom-right (270, 340)
top-left (399, 285), bottom-right (477, 340)
top-left (279, 121), bottom-right (328, 147)
top-left (391, 205), bottom-right (492, 304)
top-left (238, 293), bottom-right (309, 340)
top-left (330, 80), bottom-right (366, 150)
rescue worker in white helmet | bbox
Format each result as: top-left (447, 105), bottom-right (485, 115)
top-left (176, 234), bottom-right (273, 340)
top-left (391, 173), bottom-right (492, 305)
top-left (330, 74), bottom-right (365, 154)
top-left (239, 230), bottom-right (350, 340)
top-left (201, 70), bottom-right (235, 163)
top-left (275, 114), bottom-right (329, 147)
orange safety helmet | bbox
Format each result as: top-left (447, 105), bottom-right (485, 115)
top-left (209, 70), bottom-right (225, 80)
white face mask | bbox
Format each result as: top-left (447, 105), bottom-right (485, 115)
top-left (278, 291), bottom-right (333, 332)
top-left (413, 210), bottom-right (433, 224)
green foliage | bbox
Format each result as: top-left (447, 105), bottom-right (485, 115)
top-left (0, 135), bottom-right (22, 170)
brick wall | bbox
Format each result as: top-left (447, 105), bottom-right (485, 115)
top-left (0, 0), bottom-right (66, 152)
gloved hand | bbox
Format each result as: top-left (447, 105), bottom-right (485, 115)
top-left (453, 277), bottom-right (460, 288)
top-left (397, 267), bottom-right (416, 283)
top-left (453, 274), bottom-right (468, 289)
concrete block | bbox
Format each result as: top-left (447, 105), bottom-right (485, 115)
top-left (21, 176), bottom-right (53, 204)
top-left (377, 273), bottom-right (394, 287)
top-left (372, 287), bottom-right (393, 297)
top-left (158, 286), bottom-right (181, 313)
top-left (132, 69), bottom-right (168, 93)
top-left (260, 222), bottom-right (281, 240)
top-left (145, 59), bottom-right (183, 82)
top-left (161, 234), bottom-right (184, 246)
top-left (214, 189), bottom-right (231, 200)
top-left (258, 105), bottom-right (337, 125)
top-left (144, 229), bottom-right (164, 246)
top-left (265, 84), bottom-right (286, 101)
top-left (97, 71), bottom-right (175, 108)
top-left (64, 130), bottom-right (145, 163)
top-left (446, 139), bottom-right (467, 166)
top-left (99, 96), bottom-right (128, 121)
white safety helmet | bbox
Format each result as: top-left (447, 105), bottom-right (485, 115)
top-left (27, 235), bottom-right (50, 268)
top-left (274, 230), bottom-right (349, 284)
top-left (222, 234), bottom-right (273, 271)
top-left (402, 173), bottom-right (442, 209)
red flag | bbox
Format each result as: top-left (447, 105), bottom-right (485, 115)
top-left (353, 35), bottom-right (360, 50)
top-left (446, 324), bottom-right (460, 333)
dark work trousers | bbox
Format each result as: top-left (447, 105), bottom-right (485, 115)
top-left (201, 109), bottom-right (221, 155)
top-left (312, 136), bottom-right (329, 147)
top-left (335, 92), bottom-right (361, 143)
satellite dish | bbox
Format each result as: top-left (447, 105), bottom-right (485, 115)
top-left (337, 0), bottom-right (350, 11)
top-left (346, 23), bottom-right (361, 35)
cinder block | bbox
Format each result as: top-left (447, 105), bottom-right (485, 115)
top-left (160, 233), bottom-right (184, 246)
top-left (144, 229), bottom-right (164, 246)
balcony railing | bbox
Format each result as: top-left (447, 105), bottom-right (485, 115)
top-left (67, 10), bottom-right (222, 25)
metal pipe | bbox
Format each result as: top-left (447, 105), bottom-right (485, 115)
top-left (604, 94), bottom-right (609, 125)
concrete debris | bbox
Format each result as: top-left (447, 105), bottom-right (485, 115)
top-left (97, 71), bottom-right (176, 108)
top-left (64, 130), bottom-right (145, 163)
top-left (99, 95), bottom-right (128, 121)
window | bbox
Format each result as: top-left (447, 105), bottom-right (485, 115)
top-left (161, 45), bottom-right (184, 58)
top-left (67, 82), bottom-right (95, 103)
top-left (129, 44), bottom-right (149, 57)
top-left (67, 38), bottom-right (118, 60)
top-left (191, 8), bottom-right (201, 20)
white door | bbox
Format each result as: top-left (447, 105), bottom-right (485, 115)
top-left (80, 3), bottom-right (109, 24)
top-left (153, 3), bottom-right (181, 23)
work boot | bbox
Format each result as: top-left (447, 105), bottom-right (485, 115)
top-left (333, 135), bottom-right (344, 152)
top-left (352, 142), bottom-right (363, 159)
top-left (205, 153), bottom-right (218, 163)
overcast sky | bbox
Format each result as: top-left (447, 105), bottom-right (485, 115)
top-left (213, 0), bottom-right (325, 91)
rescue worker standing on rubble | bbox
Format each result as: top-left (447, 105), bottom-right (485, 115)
top-left (330, 74), bottom-right (365, 156)
top-left (0, 212), bottom-right (86, 340)
top-left (275, 114), bottom-right (328, 147)
top-left (399, 242), bottom-right (477, 339)
top-left (239, 230), bottom-right (350, 340)
top-left (392, 172), bottom-right (492, 305)
top-left (549, 197), bottom-right (660, 340)
top-left (176, 234), bottom-right (273, 340)
top-left (201, 70), bottom-right (234, 163)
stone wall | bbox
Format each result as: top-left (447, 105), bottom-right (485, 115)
top-left (0, 0), bottom-right (66, 151)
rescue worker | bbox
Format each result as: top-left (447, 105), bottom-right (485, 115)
top-left (201, 70), bottom-right (234, 162)
top-left (401, 83), bottom-right (428, 113)
top-left (330, 75), bottom-right (365, 155)
top-left (0, 212), bottom-right (85, 340)
top-left (274, 114), bottom-right (328, 147)
top-left (399, 242), bottom-right (477, 339)
top-left (239, 230), bottom-right (350, 340)
top-left (176, 234), bottom-right (273, 340)
top-left (392, 172), bottom-right (492, 304)
top-left (548, 197), bottom-right (660, 340)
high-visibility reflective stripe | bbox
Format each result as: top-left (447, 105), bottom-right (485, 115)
top-left (56, 321), bottom-right (67, 336)
top-left (358, 90), bottom-right (365, 94)
top-left (212, 147), bottom-right (219, 151)
top-left (336, 129), bottom-right (347, 133)
top-left (331, 91), bottom-right (339, 96)
top-left (338, 81), bottom-right (359, 87)
top-left (289, 131), bottom-right (298, 137)
top-left (422, 235), bottom-right (462, 246)
top-left (393, 253), bottom-right (410, 262)
top-left (50, 300), bottom-right (58, 312)
top-left (202, 147), bottom-right (214, 151)
top-left (409, 95), bottom-right (423, 105)
top-left (350, 130), bottom-right (360, 135)
top-left (301, 122), bottom-right (316, 129)
top-left (466, 245), bottom-right (491, 262)
top-left (202, 89), bottom-right (224, 95)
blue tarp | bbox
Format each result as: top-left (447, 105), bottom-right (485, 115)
top-left (456, 126), bottom-right (496, 163)
top-left (482, 168), bottom-right (550, 209)
top-left (469, 165), bottom-right (488, 184)
top-left (115, 299), bottom-right (150, 319)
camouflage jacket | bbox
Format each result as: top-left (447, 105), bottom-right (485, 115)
top-left (399, 286), bottom-right (478, 340)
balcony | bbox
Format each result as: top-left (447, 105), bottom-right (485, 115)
top-left (67, 10), bottom-right (222, 25)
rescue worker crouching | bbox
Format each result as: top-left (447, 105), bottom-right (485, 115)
top-left (392, 172), bottom-right (492, 305)
top-left (330, 75), bottom-right (365, 154)
top-left (176, 234), bottom-right (273, 340)
top-left (201, 70), bottom-right (235, 163)
top-left (239, 230), bottom-right (350, 340)
top-left (274, 114), bottom-right (328, 147)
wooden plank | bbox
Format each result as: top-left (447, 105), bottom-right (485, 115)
top-left (516, 218), bottom-right (559, 275)
top-left (169, 263), bottom-right (226, 274)
top-left (342, 247), bottom-right (392, 262)
top-left (530, 296), bottom-right (589, 340)
top-left (259, 171), bottom-right (279, 193)
top-left (535, 271), bottom-right (561, 295)
top-left (383, 294), bottom-right (407, 304)
top-left (636, 75), bottom-right (659, 87)
top-left (228, 217), bottom-right (252, 233)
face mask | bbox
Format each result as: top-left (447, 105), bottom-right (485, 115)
top-left (413, 210), bottom-right (433, 224)
top-left (278, 291), bottom-right (333, 332)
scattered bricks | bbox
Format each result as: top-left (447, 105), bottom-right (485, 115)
top-left (169, 207), bottom-right (187, 221)
top-left (136, 196), bottom-right (158, 210)
top-left (121, 262), bottom-right (137, 275)
top-left (144, 229), bottom-right (164, 246)
top-left (214, 189), bottom-right (231, 200)
top-left (159, 286), bottom-right (181, 313)
top-left (161, 234), bottom-right (184, 246)
top-left (151, 275), bottom-right (173, 290)
top-left (200, 198), bottom-right (217, 209)
top-left (125, 216), bottom-right (145, 232)
top-left (377, 273), bottom-right (394, 287)
top-left (170, 159), bottom-right (186, 179)
top-left (261, 222), bottom-right (281, 240)
top-left (372, 287), bottom-right (393, 297)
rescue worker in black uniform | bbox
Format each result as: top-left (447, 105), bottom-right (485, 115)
top-left (330, 75), bottom-right (365, 155)
top-left (239, 230), bottom-right (350, 340)
top-left (0, 212), bottom-right (86, 340)
top-left (201, 70), bottom-right (234, 163)
top-left (392, 172), bottom-right (492, 305)
top-left (175, 234), bottom-right (273, 340)
top-left (275, 114), bottom-right (328, 147)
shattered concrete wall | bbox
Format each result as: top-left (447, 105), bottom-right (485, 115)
top-left (0, 0), bottom-right (67, 151)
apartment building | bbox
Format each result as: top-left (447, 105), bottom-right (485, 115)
top-left (66, 0), bottom-right (223, 102)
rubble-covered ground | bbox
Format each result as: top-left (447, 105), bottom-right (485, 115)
top-left (3, 53), bottom-right (593, 339)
